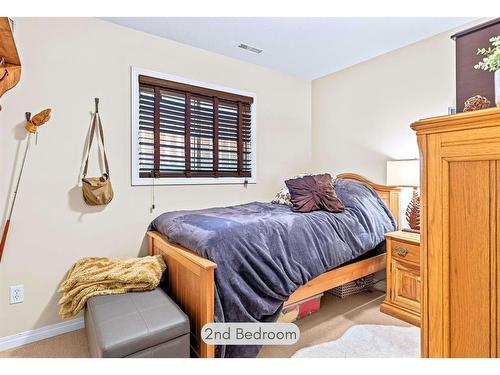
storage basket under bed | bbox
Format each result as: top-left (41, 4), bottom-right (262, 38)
top-left (328, 273), bottom-right (375, 298)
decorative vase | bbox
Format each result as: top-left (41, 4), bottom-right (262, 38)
top-left (496, 70), bottom-right (500, 108)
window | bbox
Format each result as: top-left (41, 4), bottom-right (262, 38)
top-left (132, 67), bottom-right (256, 185)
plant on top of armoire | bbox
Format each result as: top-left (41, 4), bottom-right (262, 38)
top-left (474, 35), bottom-right (500, 107)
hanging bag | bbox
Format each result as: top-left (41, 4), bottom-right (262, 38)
top-left (81, 98), bottom-right (113, 205)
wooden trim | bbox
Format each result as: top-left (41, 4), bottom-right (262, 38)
top-left (147, 173), bottom-right (399, 357)
top-left (213, 97), bottom-right (219, 176)
top-left (384, 230), bottom-right (420, 245)
top-left (496, 160), bottom-right (500, 357)
top-left (490, 161), bottom-right (497, 357)
top-left (139, 74), bottom-right (254, 104)
top-left (147, 231), bottom-right (217, 270)
top-left (336, 173), bottom-right (400, 192)
top-left (139, 170), bottom-right (251, 179)
top-left (411, 108), bottom-right (500, 134)
top-left (380, 301), bottom-right (420, 326)
top-left (417, 133), bottom-right (429, 357)
top-left (199, 267), bottom-right (215, 358)
top-left (153, 87), bottom-right (161, 174)
top-left (237, 101), bottom-right (243, 175)
top-left (184, 92), bottom-right (191, 175)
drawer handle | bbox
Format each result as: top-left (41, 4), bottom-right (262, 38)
top-left (396, 246), bottom-right (408, 257)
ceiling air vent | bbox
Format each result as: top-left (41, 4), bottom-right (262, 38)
top-left (237, 43), bottom-right (263, 54)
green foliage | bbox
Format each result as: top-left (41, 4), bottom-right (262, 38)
top-left (474, 36), bottom-right (500, 72)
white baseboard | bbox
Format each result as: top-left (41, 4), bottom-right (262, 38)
top-left (0, 317), bottom-right (84, 352)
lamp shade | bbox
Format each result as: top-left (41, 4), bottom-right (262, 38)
top-left (386, 159), bottom-right (420, 187)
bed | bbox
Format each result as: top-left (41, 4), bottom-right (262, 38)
top-left (146, 173), bottom-right (400, 358)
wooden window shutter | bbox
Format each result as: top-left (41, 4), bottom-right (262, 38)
top-left (138, 75), bottom-right (253, 179)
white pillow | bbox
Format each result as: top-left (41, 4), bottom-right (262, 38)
top-left (271, 186), bottom-right (292, 206)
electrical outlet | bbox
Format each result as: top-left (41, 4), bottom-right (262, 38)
top-left (9, 285), bottom-right (24, 304)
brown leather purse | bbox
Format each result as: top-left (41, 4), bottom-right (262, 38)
top-left (81, 99), bottom-right (113, 206)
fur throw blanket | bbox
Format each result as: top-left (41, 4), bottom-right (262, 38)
top-left (58, 255), bottom-right (166, 318)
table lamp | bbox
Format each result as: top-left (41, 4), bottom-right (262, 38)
top-left (386, 159), bottom-right (420, 233)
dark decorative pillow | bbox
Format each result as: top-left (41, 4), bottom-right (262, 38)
top-left (285, 173), bottom-right (344, 213)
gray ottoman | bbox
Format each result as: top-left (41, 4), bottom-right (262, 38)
top-left (85, 288), bottom-right (190, 358)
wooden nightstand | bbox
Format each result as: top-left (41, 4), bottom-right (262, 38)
top-left (380, 230), bottom-right (421, 326)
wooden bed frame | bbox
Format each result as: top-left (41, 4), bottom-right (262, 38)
top-left (147, 173), bottom-right (400, 358)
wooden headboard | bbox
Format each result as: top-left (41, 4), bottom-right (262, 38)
top-left (336, 173), bottom-right (400, 227)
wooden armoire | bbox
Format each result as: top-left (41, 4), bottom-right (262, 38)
top-left (412, 108), bottom-right (500, 358)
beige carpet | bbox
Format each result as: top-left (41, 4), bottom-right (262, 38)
top-left (0, 289), bottom-right (411, 358)
top-left (0, 329), bottom-right (90, 358)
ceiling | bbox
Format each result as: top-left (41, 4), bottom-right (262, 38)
top-left (104, 17), bottom-right (475, 79)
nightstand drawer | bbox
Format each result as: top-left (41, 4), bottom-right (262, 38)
top-left (391, 240), bottom-right (419, 264)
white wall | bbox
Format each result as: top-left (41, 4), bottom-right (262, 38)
top-left (310, 19), bottom-right (488, 227)
top-left (0, 18), bottom-right (312, 337)
top-left (0, 17), bottom-right (488, 340)
top-left (311, 22), bottom-right (485, 184)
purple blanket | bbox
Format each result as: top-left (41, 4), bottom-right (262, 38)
top-left (149, 178), bottom-right (396, 357)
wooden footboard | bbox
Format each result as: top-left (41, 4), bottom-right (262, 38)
top-left (147, 173), bottom-right (400, 358)
top-left (149, 230), bottom-right (386, 358)
top-left (148, 231), bottom-right (217, 358)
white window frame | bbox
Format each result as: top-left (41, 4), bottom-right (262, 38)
top-left (131, 67), bottom-right (257, 186)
